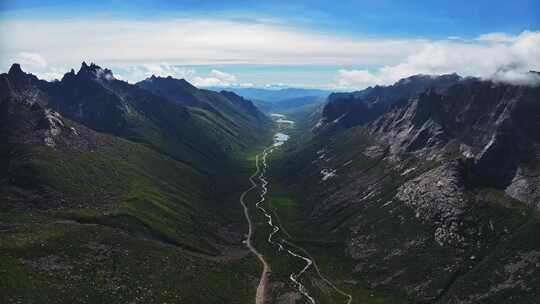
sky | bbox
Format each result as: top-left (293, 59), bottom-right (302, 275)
top-left (1, 0), bottom-right (539, 90)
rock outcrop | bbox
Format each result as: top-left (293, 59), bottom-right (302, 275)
top-left (370, 78), bottom-right (540, 209)
top-left (316, 73), bottom-right (461, 132)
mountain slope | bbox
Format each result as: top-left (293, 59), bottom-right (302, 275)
top-left (0, 64), bottom-right (271, 303)
top-left (2, 63), bottom-right (270, 173)
top-left (270, 75), bottom-right (540, 303)
top-left (369, 77), bottom-right (540, 208)
top-left (136, 76), bottom-right (269, 154)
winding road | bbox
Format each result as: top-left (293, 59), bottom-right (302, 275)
top-left (239, 154), bottom-right (271, 304)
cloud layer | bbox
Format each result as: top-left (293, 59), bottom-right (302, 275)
top-left (0, 18), bottom-right (427, 68)
top-left (1, 18), bottom-right (539, 89)
top-left (337, 31), bottom-right (540, 89)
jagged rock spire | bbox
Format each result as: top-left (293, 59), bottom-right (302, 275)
top-left (8, 63), bottom-right (24, 76)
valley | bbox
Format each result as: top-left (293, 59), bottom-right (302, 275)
top-left (2, 2), bottom-right (540, 303)
top-left (1, 61), bottom-right (540, 304)
top-left (240, 115), bottom-right (357, 304)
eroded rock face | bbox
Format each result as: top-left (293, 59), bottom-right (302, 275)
top-left (505, 167), bottom-right (540, 210)
top-left (369, 78), bottom-right (540, 209)
top-left (40, 109), bottom-right (66, 147)
top-left (316, 73), bottom-right (461, 132)
top-left (396, 162), bottom-right (467, 247)
top-left (0, 97), bottom-right (104, 153)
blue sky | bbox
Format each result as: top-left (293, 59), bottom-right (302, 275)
top-left (1, 0), bottom-right (539, 89)
top-left (2, 0), bottom-right (539, 38)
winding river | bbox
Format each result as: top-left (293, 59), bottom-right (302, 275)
top-left (241, 114), bottom-right (352, 304)
top-left (257, 140), bottom-right (316, 304)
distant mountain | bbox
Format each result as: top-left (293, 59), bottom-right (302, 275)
top-left (207, 86), bottom-right (330, 114)
top-left (208, 87), bottom-right (330, 103)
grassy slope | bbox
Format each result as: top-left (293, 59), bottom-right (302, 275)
top-left (0, 125), bottom-right (273, 303)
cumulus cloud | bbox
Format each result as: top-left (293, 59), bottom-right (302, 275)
top-left (7, 52), bottom-right (69, 81)
top-left (209, 70), bottom-right (237, 82)
top-left (192, 69), bottom-right (253, 87)
top-left (37, 67), bottom-right (67, 81)
top-left (114, 63), bottom-right (195, 82)
top-left (490, 69), bottom-right (540, 86)
top-left (477, 32), bottom-right (517, 42)
top-left (10, 52), bottom-right (48, 69)
top-left (336, 31), bottom-right (540, 89)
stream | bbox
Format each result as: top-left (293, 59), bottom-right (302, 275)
top-left (255, 128), bottom-right (316, 304)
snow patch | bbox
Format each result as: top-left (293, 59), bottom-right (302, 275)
top-left (332, 114), bottom-right (346, 124)
top-left (460, 144), bottom-right (474, 159)
top-left (320, 168), bottom-right (336, 181)
top-left (478, 134), bottom-right (496, 159)
top-left (401, 167), bottom-right (416, 176)
top-left (94, 67), bottom-right (115, 82)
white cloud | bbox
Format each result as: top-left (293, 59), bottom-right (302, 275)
top-left (1, 18), bottom-right (539, 89)
top-left (10, 52), bottom-right (48, 69)
top-left (37, 67), bottom-right (66, 81)
top-left (115, 63), bottom-right (195, 82)
top-left (336, 31), bottom-right (540, 89)
top-left (337, 69), bottom-right (380, 89)
top-left (0, 18), bottom-right (425, 67)
top-left (490, 69), bottom-right (540, 86)
top-left (192, 76), bottom-right (228, 87)
top-left (192, 69), bottom-right (253, 87)
top-left (209, 70), bottom-right (237, 82)
top-left (477, 32), bottom-right (516, 43)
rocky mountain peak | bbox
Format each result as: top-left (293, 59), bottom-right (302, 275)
top-left (8, 63), bottom-right (24, 76)
top-left (61, 68), bottom-right (77, 82)
top-left (77, 62), bottom-right (115, 82)
top-left (6, 63), bottom-right (39, 85)
top-left (1, 63), bottom-right (44, 105)
top-left (141, 75), bottom-right (196, 90)
top-left (316, 73), bottom-right (462, 133)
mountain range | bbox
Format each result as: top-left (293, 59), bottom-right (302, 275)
top-left (208, 86), bottom-right (330, 114)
